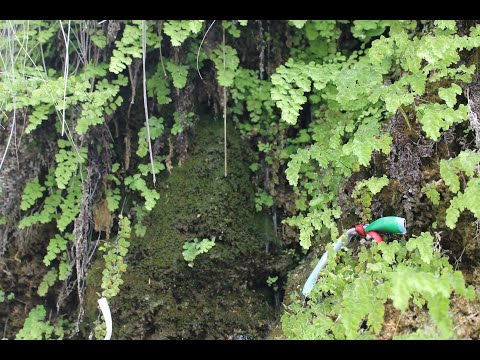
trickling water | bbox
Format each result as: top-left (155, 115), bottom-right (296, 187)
top-left (264, 215), bottom-right (270, 255)
top-left (272, 203), bottom-right (278, 239)
top-left (266, 21), bottom-right (271, 76)
top-left (258, 20), bottom-right (265, 81)
top-left (274, 291), bottom-right (281, 311)
top-left (264, 165), bottom-right (271, 255)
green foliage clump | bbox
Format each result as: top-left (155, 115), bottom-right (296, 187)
top-left (351, 20), bottom-right (390, 42)
top-left (109, 21), bottom-right (157, 74)
top-left (55, 139), bottom-right (87, 190)
top-left (147, 65), bottom-right (172, 105)
top-left (20, 177), bottom-right (46, 211)
top-left (57, 176), bottom-right (82, 232)
top-left (169, 111), bottom-right (196, 137)
top-left (19, 169), bottom-right (82, 233)
top-left (421, 182), bottom-right (441, 205)
top-left (268, 21), bottom-right (480, 252)
top-left (166, 61), bottom-right (189, 89)
top-left (255, 190), bottom-right (274, 212)
top-left (267, 276), bottom-right (279, 287)
top-left (352, 175), bottom-right (389, 222)
top-left (37, 268), bottom-right (58, 296)
top-left (210, 45), bottom-right (240, 87)
top-left (43, 233), bottom-right (72, 266)
top-left (163, 20), bottom-right (204, 46)
top-left (182, 237), bottom-right (216, 267)
top-left (136, 116), bottom-right (164, 158)
top-left (124, 172), bottom-right (160, 212)
top-left (75, 74), bottom-right (127, 134)
top-left (223, 20), bottom-right (248, 38)
top-left (15, 305), bottom-right (54, 340)
top-left (288, 20), bottom-right (308, 29)
top-left (440, 150), bottom-right (480, 228)
top-left (0, 289), bottom-right (15, 303)
top-left (99, 215), bottom-right (131, 298)
top-left (106, 163), bottom-right (121, 212)
top-left (18, 186), bottom-right (62, 229)
top-left (282, 232), bottom-right (475, 339)
top-left (416, 103), bottom-right (468, 141)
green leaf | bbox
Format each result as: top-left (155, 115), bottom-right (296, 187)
top-left (37, 268), bottom-right (58, 297)
top-left (438, 83), bottom-right (462, 108)
top-left (377, 240), bottom-right (401, 265)
top-left (211, 45), bottom-right (240, 88)
top-left (406, 232), bottom-right (434, 264)
top-left (163, 20), bottom-right (204, 46)
top-left (20, 177), bottom-right (46, 211)
top-left (100, 216), bottom-right (131, 299)
top-left (16, 305), bottom-right (55, 340)
top-left (43, 234), bottom-right (70, 266)
top-left (289, 20), bottom-right (308, 29)
top-left (421, 182), bottom-right (440, 205)
top-left (182, 237), bottom-right (216, 267)
top-left (416, 103), bottom-right (468, 141)
top-left (136, 116), bottom-right (164, 158)
top-left (166, 62), bottom-right (188, 89)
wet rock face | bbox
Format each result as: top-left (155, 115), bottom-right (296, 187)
top-left (83, 117), bottom-right (276, 339)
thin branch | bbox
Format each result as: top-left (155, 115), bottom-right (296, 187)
top-left (223, 25), bottom-right (227, 178)
top-left (39, 34), bottom-right (48, 79)
top-left (197, 20), bottom-right (216, 81)
top-left (453, 311), bottom-right (479, 330)
top-left (59, 20), bottom-right (71, 136)
top-left (2, 316), bottom-right (8, 340)
top-left (0, 99), bottom-right (16, 173)
top-left (142, 20), bottom-right (156, 184)
top-left (158, 20), bottom-right (167, 77)
top-left (22, 21), bottom-right (29, 76)
top-left (10, 24), bottom-right (47, 82)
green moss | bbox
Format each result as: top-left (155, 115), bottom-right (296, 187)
top-left (83, 117), bottom-right (276, 339)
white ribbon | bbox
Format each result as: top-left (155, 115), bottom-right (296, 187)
top-left (97, 297), bottom-right (112, 340)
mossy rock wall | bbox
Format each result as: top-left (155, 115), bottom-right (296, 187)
top-left (83, 117), bottom-right (276, 339)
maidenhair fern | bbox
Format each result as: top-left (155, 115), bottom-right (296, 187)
top-left (15, 305), bottom-right (54, 340)
top-left (20, 177), bottom-right (46, 211)
top-left (19, 174), bottom-right (62, 229)
top-left (352, 175), bottom-right (389, 222)
top-left (37, 268), bottom-right (58, 297)
top-left (43, 233), bottom-right (71, 266)
top-left (282, 232), bottom-right (475, 339)
top-left (166, 61), bottom-right (188, 89)
top-left (99, 215), bottom-right (131, 298)
top-left (109, 21), bottom-right (157, 74)
top-left (136, 116), bottom-right (164, 158)
top-left (147, 65), bottom-right (172, 105)
top-left (421, 182), bottom-right (441, 206)
top-left (106, 163), bottom-right (122, 212)
top-left (415, 103), bottom-right (468, 141)
top-left (182, 237), bottom-right (216, 267)
top-left (163, 20), bottom-right (204, 47)
top-left (5, 19), bottom-right (480, 341)
top-left (440, 150), bottom-right (480, 228)
top-left (210, 45), bottom-right (240, 87)
top-left (57, 176), bottom-right (82, 232)
top-left (55, 139), bottom-right (86, 190)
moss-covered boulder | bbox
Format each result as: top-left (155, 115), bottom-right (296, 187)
top-left (83, 117), bottom-right (277, 339)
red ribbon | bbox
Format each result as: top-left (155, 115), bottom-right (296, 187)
top-left (355, 224), bottom-right (366, 237)
top-left (367, 231), bottom-right (383, 243)
top-left (355, 224), bottom-right (383, 243)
